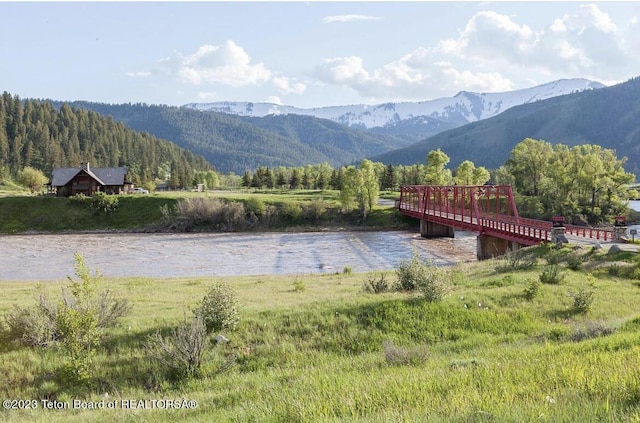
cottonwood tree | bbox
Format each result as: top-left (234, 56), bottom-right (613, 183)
top-left (424, 149), bottom-right (452, 185)
top-left (504, 138), bottom-right (635, 223)
top-left (506, 138), bottom-right (554, 197)
top-left (339, 159), bottom-right (380, 217)
top-left (454, 160), bottom-right (490, 186)
top-left (16, 166), bottom-right (48, 193)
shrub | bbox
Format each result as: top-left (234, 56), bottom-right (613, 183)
top-left (197, 282), bottom-right (240, 334)
top-left (571, 287), bottom-right (595, 314)
top-left (3, 253), bottom-right (131, 364)
top-left (69, 193), bottom-right (89, 204)
top-left (281, 202), bottom-right (302, 221)
top-left (146, 315), bottom-right (206, 379)
top-left (395, 251), bottom-right (425, 291)
top-left (382, 340), bottom-right (429, 366)
top-left (566, 253), bottom-right (584, 271)
top-left (539, 265), bottom-right (565, 285)
top-left (303, 199), bottom-right (329, 223)
top-left (395, 251), bottom-right (451, 301)
top-left (90, 191), bottom-right (119, 213)
top-left (245, 197), bottom-right (265, 217)
top-left (545, 249), bottom-right (565, 265)
top-left (343, 266), bottom-right (352, 275)
top-left (171, 198), bottom-right (246, 231)
top-left (4, 289), bottom-right (57, 347)
top-left (292, 278), bottom-right (306, 292)
top-left (496, 248), bottom-right (537, 272)
top-left (362, 273), bottom-right (390, 294)
top-left (523, 278), bottom-right (541, 301)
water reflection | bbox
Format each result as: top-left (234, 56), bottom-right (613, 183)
top-left (0, 231), bottom-right (477, 281)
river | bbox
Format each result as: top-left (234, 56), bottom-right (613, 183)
top-left (0, 230), bottom-right (478, 281)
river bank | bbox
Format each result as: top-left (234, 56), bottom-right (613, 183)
top-left (0, 192), bottom-right (414, 235)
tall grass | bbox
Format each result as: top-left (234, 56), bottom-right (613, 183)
top-left (1, 247), bottom-right (640, 422)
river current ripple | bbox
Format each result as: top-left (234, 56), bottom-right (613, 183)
top-left (0, 231), bottom-right (477, 281)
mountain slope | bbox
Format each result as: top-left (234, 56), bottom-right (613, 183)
top-left (371, 77), bottom-right (640, 173)
top-left (0, 94), bottom-right (210, 185)
top-left (185, 78), bottom-right (604, 143)
top-left (57, 102), bottom-right (399, 173)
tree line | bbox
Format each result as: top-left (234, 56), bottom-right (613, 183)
top-left (237, 140), bottom-right (635, 224)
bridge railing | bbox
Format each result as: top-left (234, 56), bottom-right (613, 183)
top-left (564, 224), bottom-right (615, 241)
top-left (397, 185), bottom-right (621, 243)
top-left (479, 217), bottom-right (550, 244)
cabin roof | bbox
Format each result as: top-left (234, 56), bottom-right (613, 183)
top-left (51, 166), bottom-right (128, 187)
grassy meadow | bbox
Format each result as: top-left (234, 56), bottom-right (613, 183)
top-left (0, 189), bottom-right (410, 234)
top-left (1, 244), bottom-right (640, 422)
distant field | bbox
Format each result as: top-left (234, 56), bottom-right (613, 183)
top-left (1, 244), bottom-right (639, 422)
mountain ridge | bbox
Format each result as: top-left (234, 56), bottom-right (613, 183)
top-left (371, 77), bottom-right (640, 173)
top-left (184, 78), bottom-right (605, 143)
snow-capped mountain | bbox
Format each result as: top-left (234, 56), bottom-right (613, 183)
top-left (184, 79), bottom-right (605, 132)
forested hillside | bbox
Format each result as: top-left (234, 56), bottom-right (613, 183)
top-left (56, 102), bottom-right (401, 174)
top-left (0, 93), bottom-right (211, 186)
top-left (373, 77), bottom-right (640, 173)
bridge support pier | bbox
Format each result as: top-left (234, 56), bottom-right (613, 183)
top-left (476, 234), bottom-right (524, 260)
top-left (614, 226), bottom-right (628, 242)
top-left (420, 220), bottom-right (455, 238)
top-left (551, 227), bottom-right (568, 246)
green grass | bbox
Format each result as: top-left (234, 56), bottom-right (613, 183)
top-left (0, 195), bottom-right (178, 233)
top-left (0, 190), bottom-right (412, 234)
top-left (1, 246), bottom-right (640, 422)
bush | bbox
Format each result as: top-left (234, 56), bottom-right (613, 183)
top-left (539, 265), bottom-right (565, 285)
top-left (523, 278), bottom-right (540, 301)
top-left (566, 253), bottom-right (584, 270)
top-left (292, 278), bottom-right (306, 292)
top-left (146, 315), bottom-right (206, 379)
top-left (281, 202), bottom-right (302, 221)
top-left (571, 287), bottom-right (595, 314)
top-left (395, 251), bottom-right (425, 291)
top-left (395, 251), bottom-right (451, 301)
top-left (362, 273), bottom-right (390, 293)
top-left (245, 197), bottom-right (265, 217)
top-left (4, 290), bottom-right (57, 347)
top-left (496, 249), bottom-right (537, 272)
top-left (171, 198), bottom-right (246, 231)
top-left (545, 249), bottom-right (565, 265)
top-left (90, 191), bottom-right (119, 213)
top-left (197, 282), bottom-right (240, 334)
top-left (3, 253), bottom-right (131, 360)
top-left (303, 199), bottom-right (329, 223)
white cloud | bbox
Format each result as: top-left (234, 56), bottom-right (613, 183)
top-left (178, 40), bottom-right (271, 87)
top-left (322, 15), bottom-right (381, 24)
top-left (266, 96), bottom-right (282, 105)
top-left (313, 4), bottom-right (640, 101)
top-left (440, 5), bottom-right (634, 74)
top-left (126, 71), bottom-right (151, 78)
top-left (272, 76), bottom-right (307, 95)
top-left (197, 91), bottom-right (217, 101)
top-left (315, 51), bottom-right (513, 101)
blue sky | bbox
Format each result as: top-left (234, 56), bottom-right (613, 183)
top-left (1, 1), bottom-right (639, 108)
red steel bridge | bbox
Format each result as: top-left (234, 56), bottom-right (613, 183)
top-left (396, 185), bottom-right (621, 259)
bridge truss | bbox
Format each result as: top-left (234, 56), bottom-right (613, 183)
top-left (397, 185), bottom-right (616, 246)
